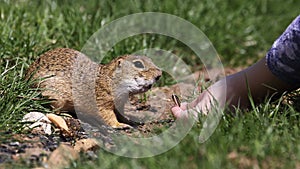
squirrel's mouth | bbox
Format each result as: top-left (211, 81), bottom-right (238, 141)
top-left (131, 83), bottom-right (153, 94)
top-left (130, 78), bottom-right (156, 94)
top-left (140, 84), bottom-right (153, 92)
top-left (129, 74), bottom-right (161, 94)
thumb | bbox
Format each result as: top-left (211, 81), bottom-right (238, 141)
top-left (171, 102), bottom-right (188, 119)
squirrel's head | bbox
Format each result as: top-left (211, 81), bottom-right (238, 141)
top-left (110, 55), bottom-right (162, 94)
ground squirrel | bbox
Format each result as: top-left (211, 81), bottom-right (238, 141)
top-left (26, 48), bottom-right (162, 129)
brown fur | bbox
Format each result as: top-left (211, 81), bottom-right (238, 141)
top-left (26, 48), bottom-right (162, 129)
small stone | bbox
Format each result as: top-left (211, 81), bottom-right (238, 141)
top-left (9, 142), bottom-right (20, 147)
top-left (74, 138), bottom-right (100, 153)
top-left (30, 122), bottom-right (52, 135)
top-left (48, 145), bottom-right (58, 152)
top-left (22, 112), bottom-right (52, 135)
top-left (46, 114), bottom-right (69, 133)
top-left (18, 148), bottom-right (50, 163)
top-left (45, 143), bottom-right (79, 169)
top-left (22, 112), bottom-right (51, 123)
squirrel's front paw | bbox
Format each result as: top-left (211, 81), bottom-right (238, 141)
top-left (111, 122), bottom-right (133, 130)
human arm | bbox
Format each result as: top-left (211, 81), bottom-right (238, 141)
top-left (171, 57), bottom-right (298, 118)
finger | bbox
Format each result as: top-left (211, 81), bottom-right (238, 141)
top-left (171, 106), bottom-right (188, 119)
top-left (180, 102), bottom-right (188, 110)
top-left (190, 92), bottom-right (206, 107)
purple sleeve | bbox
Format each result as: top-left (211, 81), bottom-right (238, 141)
top-left (266, 15), bottom-right (300, 86)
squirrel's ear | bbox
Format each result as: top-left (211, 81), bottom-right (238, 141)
top-left (117, 59), bottom-right (122, 68)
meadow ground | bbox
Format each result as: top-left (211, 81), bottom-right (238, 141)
top-left (1, 0), bottom-right (300, 168)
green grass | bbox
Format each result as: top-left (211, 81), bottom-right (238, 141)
top-left (1, 0), bottom-right (300, 168)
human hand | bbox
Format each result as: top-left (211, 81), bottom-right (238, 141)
top-left (171, 78), bottom-right (227, 119)
top-left (171, 102), bottom-right (189, 119)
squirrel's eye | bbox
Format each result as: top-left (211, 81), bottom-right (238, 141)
top-left (133, 61), bottom-right (145, 69)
